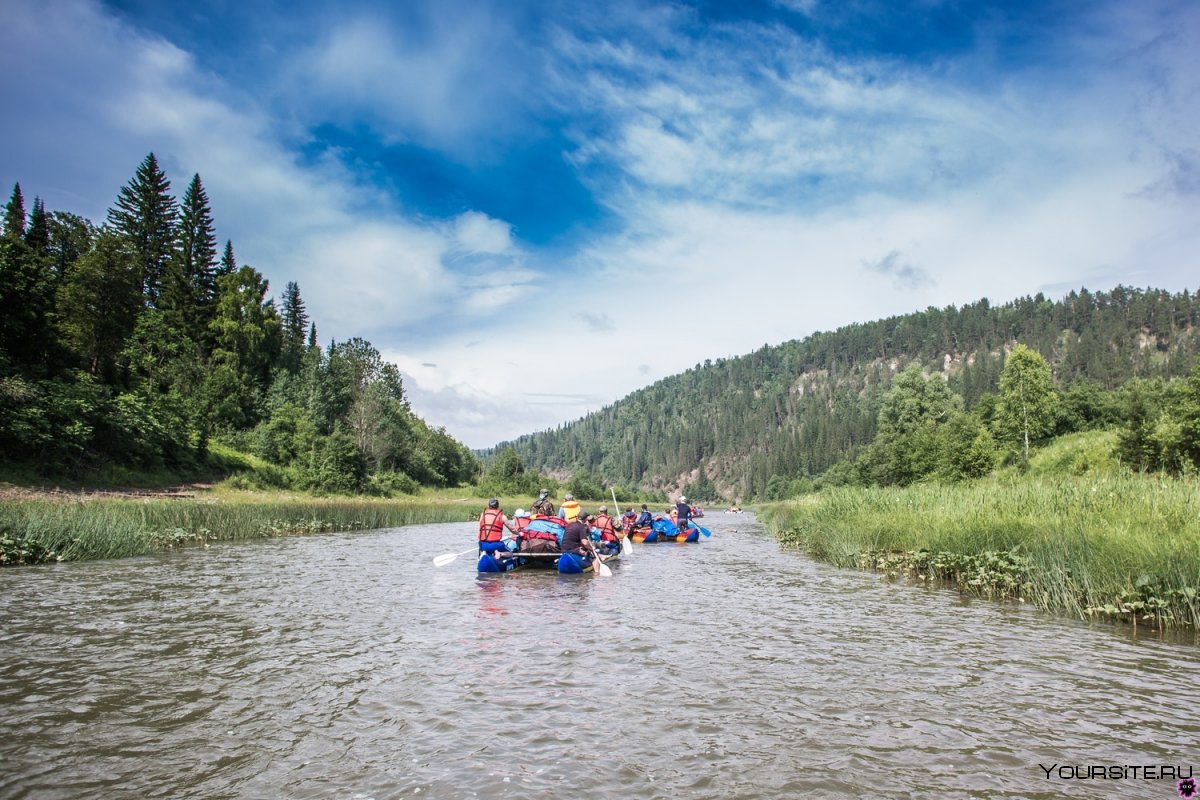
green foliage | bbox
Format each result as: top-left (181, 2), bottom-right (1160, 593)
top-left (498, 287), bottom-right (1200, 498)
top-left (762, 474), bottom-right (1200, 629)
top-left (0, 155), bottom-right (477, 497)
top-left (996, 344), bottom-right (1059, 461)
top-left (566, 468), bottom-right (604, 500)
top-left (106, 152), bottom-right (178, 303)
top-left (477, 447), bottom-right (544, 496)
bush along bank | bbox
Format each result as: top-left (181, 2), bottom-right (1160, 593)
top-left (761, 476), bottom-right (1200, 632)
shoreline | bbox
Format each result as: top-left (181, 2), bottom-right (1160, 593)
top-left (759, 474), bottom-right (1200, 632)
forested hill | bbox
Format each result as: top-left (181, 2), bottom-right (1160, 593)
top-left (494, 287), bottom-right (1200, 499)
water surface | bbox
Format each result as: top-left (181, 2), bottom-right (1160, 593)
top-left (1, 513), bottom-right (1197, 798)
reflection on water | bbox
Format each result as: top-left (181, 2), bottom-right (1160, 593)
top-left (1, 514), bottom-right (1198, 799)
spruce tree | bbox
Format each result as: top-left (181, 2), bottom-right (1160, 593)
top-left (3, 183), bottom-right (25, 239)
top-left (169, 174), bottom-right (219, 345)
top-left (25, 198), bottom-right (50, 255)
top-left (218, 239), bottom-right (236, 277)
top-left (106, 153), bottom-right (178, 305)
top-left (279, 281), bottom-right (309, 372)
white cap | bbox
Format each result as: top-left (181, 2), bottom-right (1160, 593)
top-left (680, 496), bottom-right (686, 502)
top-left (515, 508), bottom-right (528, 517)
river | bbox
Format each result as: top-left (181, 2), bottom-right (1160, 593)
top-left (1, 512), bottom-right (1197, 799)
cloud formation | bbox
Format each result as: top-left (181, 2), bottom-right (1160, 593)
top-left (3, 0), bottom-right (1199, 448)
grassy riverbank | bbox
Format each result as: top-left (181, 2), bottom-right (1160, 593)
top-left (760, 473), bottom-right (1200, 631)
top-left (0, 488), bottom-right (477, 565)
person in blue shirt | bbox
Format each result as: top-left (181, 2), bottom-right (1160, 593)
top-left (633, 503), bottom-right (653, 527)
top-left (675, 495), bottom-right (692, 532)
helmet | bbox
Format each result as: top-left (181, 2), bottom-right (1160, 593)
top-left (539, 489), bottom-right (548, 498)
top-left (564, 493), bottom-right (574, 501)
top-left (488, 498), bottom-right (499, 509)
top-left (599, 505), bottom-right (607, 512)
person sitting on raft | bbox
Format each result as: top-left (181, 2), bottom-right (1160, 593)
top-left (478, 498), bottom-right (516, 557)
top-left (633, 504), bottom-right (652, 528)
top-left (562, 513), bottom-right (601, 565)
top-left (558, 493), bottom-right (582, 522)
top-left (593, 506), bottom-right (620, 548)
top-left (622, 507), bottom-right (637, 531)
top-left (531, 489), bottom-right (555, 517)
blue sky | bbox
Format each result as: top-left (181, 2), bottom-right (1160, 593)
top-left (3, 0), bottom-right (1198, 448)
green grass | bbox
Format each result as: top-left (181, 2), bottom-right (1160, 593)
top-left (0, 481), bottom-right (633, 567)
top-left (0, 492), bottom-right (476, 565)
top-left (760, 473), bottom-right (1200, 630)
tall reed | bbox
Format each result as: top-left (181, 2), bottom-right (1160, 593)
top-left (761, 474), bottom-right (1200, 630)
top-left (0, 497), bottom-right (474, 564)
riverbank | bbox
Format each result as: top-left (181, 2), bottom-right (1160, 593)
top-left (759, 474), bottom-right (1200, 631)
top-left (0, 485), bottom-right (476, 565)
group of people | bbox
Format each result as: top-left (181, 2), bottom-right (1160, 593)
top-left (476, 490), bottom-right (623, 564)
top-left (619, 496), bottom-right (703, 533)
top-left (479, 491), bottom-right (705, 563)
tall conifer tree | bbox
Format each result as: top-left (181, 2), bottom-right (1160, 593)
top-left (218, 239), bottom-right (236, 277)
top-left (168, 173), bottom-right (219, 345)
top-left (280, 281), bottom-right (308, 372)
top-left (106, 153), bottom-right (177, 305)
top-left (3, 183), bottom-right (25, 239)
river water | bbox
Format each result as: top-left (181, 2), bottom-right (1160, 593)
top-left (1, 513), bottom-right (1197, 799)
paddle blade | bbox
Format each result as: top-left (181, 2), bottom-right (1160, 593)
top-left (621, 534), bottom-right (633, 556)
top-left (432, 552), bottom-right (459, 567)
top-left (594, 558), bottom-right (613, 577)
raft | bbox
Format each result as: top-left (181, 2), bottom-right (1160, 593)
top-left (477, 540), bottom-right (620, 574)
top-left (628, 519), bottom-right (709, 543)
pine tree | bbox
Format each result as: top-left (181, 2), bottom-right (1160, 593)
top-left (25, 198), bottom-right (50, 255)
top-left (279, 281), bottom-right (309, 372)
top-left (3, 183), bottom-right (25, 239)
top-left (168, 174), bottom-right (219, 346)
top-left (106, 153), bottom-right (178, 304)
top-left (0, 188), bottom-right (55, 370)
top-left (218, 239), bottom-right (236, 277)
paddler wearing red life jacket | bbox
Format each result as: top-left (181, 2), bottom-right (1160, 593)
top-left (478, 498), bottom-right (516, 556)
top-left (593, 506), bottom-right (619, 545)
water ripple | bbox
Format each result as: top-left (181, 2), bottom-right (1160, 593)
top-left (2, 516), bottom-right (1198, 798)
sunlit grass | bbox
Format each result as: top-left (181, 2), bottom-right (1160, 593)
top-left (760, 474), bottom-right (1200, 630)
top-left (0, 490), bottom-right (475, 565)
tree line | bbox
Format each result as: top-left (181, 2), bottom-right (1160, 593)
top-left (491, 286), bottom-right (1200, 500)
top-left (0, 154), bottom-right (477, 492)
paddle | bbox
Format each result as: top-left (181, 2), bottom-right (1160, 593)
top-left (433, 538), bottom-right (515, 567)
top-left (432, 548), bottom-right (476, 567)
top-left (611, 487), bottom-right (633, 556)
top-left (587, 540), bottom-right (612, 577)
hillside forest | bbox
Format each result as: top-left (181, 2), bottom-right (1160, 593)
top-left (492, 285), bottom-right (1200, 501)
top-left (0, 155), bottom-right (477, 493)
top-left (5, 155), bottom-right (1200, 504)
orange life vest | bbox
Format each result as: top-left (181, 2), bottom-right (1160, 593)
top-left (478, 509), bottom-right (506, 542)
top-left (594, 513), bottom-right (617, 542)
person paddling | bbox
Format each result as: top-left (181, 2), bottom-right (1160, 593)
top-left (478, 498), bottom-right (516, 557)
top-left (562, 511), bottom-right (602, 568)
